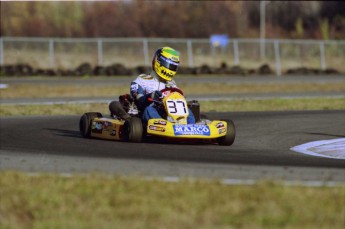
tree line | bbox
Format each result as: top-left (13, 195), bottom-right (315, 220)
top-left (1, 1), bottom-right (344, 39)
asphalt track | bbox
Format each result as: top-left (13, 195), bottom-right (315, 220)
top-left (1, 75), bottom-right (345, 183)
top-left (1, 110), bottom-right (345, 184)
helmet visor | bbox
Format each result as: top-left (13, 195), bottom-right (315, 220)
top-left (157, 54), bottom-right (179, 71)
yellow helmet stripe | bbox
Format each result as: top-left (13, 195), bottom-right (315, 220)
top-left (161, 47), bottom-right (180, 62)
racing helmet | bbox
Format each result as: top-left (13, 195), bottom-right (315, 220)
top-left (152, 47), bottom-right (180, 81)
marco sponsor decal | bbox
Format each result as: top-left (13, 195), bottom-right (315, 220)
top-left (173, 124), bottom-right (210, 136)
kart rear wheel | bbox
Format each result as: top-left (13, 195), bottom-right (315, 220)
top-left (79, 112), bottom-right (103, 138)
top-left (124, 117), bottom-right (143, 143)
top-left (218, 120), bottom-right (236, 146)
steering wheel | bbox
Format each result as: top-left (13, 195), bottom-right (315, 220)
top-left (160, 87), bottom-right (184, 96)
top-left (148, 87), bottom-right (184, 103)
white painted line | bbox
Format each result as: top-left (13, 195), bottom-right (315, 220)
top-left (0, 83), bottom-right (8, 89)
top-left (2, 100), bottom-right (112, 106)
top-left (24, 173), bottom-right (344, 187)
top-left (195, 96), bottom-right (345, 102)
top-left (291, 138), bottom-right (345, 159)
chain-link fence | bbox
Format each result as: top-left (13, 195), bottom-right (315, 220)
top-left (1, 37), bottom-right (344, 75)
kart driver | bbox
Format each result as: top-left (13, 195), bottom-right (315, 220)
top-left (109, 46), bottom-right (195, 124)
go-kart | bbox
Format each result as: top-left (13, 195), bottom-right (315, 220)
top-left (79, 87), bottom-right (236, 146)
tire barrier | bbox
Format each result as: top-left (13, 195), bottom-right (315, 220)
top-left (0, 62), bottom-right (341, 77)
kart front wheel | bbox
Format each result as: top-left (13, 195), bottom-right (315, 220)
top-left (79, 112), bottom-right (103, 138)
top-left (124, 117), bottom-right (143, 143)
top-left (218, 120), bottom-right (236, 146)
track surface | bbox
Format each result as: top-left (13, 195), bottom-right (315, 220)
top-left (1, 110), bottom-right (345, 183)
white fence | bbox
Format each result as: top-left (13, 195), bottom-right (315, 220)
top-left (0, 37), bottom-right (344, 75)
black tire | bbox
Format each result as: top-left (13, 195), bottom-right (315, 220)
top-left (218, 120), bottom-right (236, 146)
top-left (79, 112), bottom-right (103, 138)
top-left (124, 117), bottom-right (143, 143)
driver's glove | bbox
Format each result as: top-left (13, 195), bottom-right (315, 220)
top-left (151, 90), bottom-right (163, 101)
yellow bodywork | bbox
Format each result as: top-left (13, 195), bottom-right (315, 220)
top-left (88, 91), bottom-right (230, 141)
top-left (90, 117), bottom-right (125, 140)
top-left (147, 91), bottom-right (228, 139)
top-left (147, 119), bottom-right (228, 139)
top-left (162, 91), bottom-right (189, 124)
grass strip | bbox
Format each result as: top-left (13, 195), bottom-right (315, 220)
top-left (0, 172), bottom-right (344, 229)
top-left (1, 82), bottom-right (345, 99)
top-left (200, 97), bottom-right (345, 112)
top-left (1, 98), bottom-right (344, 116)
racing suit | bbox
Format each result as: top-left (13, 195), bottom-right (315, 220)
top-left (130, 72), bottom-right (195, 124)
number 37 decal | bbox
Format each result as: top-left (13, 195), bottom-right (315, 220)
top-left (166, 99), bottom-right (188, 115)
